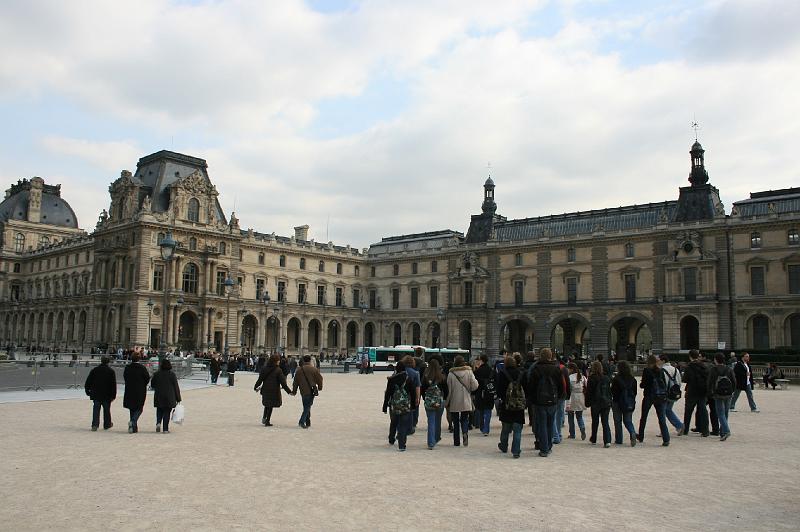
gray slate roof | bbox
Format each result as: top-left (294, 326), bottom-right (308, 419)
top-left (0, 186), bottom-right (78, 228)
top-left (733, 188), bottom-right (800, 217)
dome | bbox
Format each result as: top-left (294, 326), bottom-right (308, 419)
top-left (0, 184), bottom-right (79, 228)
top-left (691, 140), bottom-right (704, 152)
top-left (484, 176), bottom-right (495, 187)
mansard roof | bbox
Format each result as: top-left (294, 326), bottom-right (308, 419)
top-left (494, 201), bottom-right (677, 241)
top-left (369, 230), bottom-right (464, 255)
top-left (733, 187), bottom-right (800, 217)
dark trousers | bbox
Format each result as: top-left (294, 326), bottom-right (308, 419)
top-left (638, 397), bottom-right (670, 443)
top-left (683, 393), bottom-right (709, 435)
top-left (451, 411), bottom-right (471, 446)
top-left (128, 408), bottom-right (142, 431)
top-left (707, 396), bottom-right (719, 433)
top-left (211, 372), bottom-right (219, 384)
top-left (590, 406), bottom-right (612, 445)
top-left (389, 412), bottom-right (412, 449)
top-left (92, 400), bottom-right (112, 429)
top-left (156, 407), bottom-right (171, 431)
top-left (263, 406), bottom-right (273, 423)
top-left (228, 373), bottom-right (235, 386)
top-left (299, 394), bottom-right (314, 427)
top-left (534, 404), bottom-right (557, 453)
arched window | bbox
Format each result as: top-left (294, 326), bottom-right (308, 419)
top-left (182, 263), bottom-right (199, 293)
top-left (187, 198), bottom-right (200, 222)
top-left (355, 265), bottom-right (360, 276)
top-left (189, 237), bottom-right (197, 251)
top-left (38, 235), bottom-right (50, 248)
top-left (393, 323), bottom-right (402, 346)
top-left (219, 242), bottom-right (226, 255)
top-left (14, 233), bottom-right (25, 252)
top-left (625, 242), bottom-right (634, 258)
top-left (752, 315), bottom-right (770, 349)
top-left (319, 260), bottom-right (325, 272)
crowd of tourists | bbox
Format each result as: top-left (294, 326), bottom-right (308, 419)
top-left (380, 348), bottom-right (765, 456)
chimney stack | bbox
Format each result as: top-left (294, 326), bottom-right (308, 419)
top-left (294, 224), bottom-right (309, 241)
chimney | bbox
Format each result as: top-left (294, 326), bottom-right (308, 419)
top-left (294, 225), bottom-right (309, 241)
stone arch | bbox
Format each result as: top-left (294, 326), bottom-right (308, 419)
top-left (286, 317), bottom-right (301, 351)
top-left (346, 320), bottom-right (358, 350)
top-left (785, 313), bottom-right (800, 349)
top-left (327, 319), bottom-right (340, 350)
top-left (608, 312), bottom-right (653, 361)
top-left (178, 310), bottom-right (198, 351)
top-left (746, 313), bottom-right (770, 350)
top-left (308, 319), bottom-right (321, 351)
top-left (408, 322), bottom-right (422, 346)
top-left (499, 315), bottom-right (535, 354)
top-left (240, 313), bottom-right (258, 352)
top-left (679, 314), bottom-right (700, 350)
top-left (549, 313), bottom-right (591, 357)
top-left (426, 321), bottom-right (442, 348)
top-left (459, 320), bottom-right (472, 350)
top-left (391, 322), bottom-right (403, 346)
top-left (265, 315), bottom-right (281, 351)
top-left (364, 321), bottom-right (376, 347)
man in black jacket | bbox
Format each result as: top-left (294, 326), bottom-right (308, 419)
top-left (85, 356), bottom-right (117, 431)
top-left (731, 352), bottom-right (759, 413)
top-left (681, 350), bottom-right (709, 437)
top-left (529, 348), bottom-right (563, 457)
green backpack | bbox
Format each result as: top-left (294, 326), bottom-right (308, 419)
top-left (424, 381), bottom-right (443, 410)
top-left (504, 370), bottom-right (526, 411)
top-left (390, 377), bottom-right (411, 415)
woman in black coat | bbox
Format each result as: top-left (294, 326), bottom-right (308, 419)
top-left (150, 358), bottom-right (182, 433)
top-left (495, 355), bottom-right (525, 458)
top-left (123, 354), bottom-right (150, 433)
top-left (254, 353), bottom-right (293, 426)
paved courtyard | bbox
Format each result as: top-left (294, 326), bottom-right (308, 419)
top-left (0, 372), bottom-right (798, 531)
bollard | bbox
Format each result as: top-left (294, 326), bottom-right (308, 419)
top-left (26, 361), bottom-right (43, 391)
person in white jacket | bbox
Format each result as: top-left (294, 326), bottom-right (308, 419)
top-left (659, 355), bottom-right (684, 435)
top-left (565, 362), bottom-right (587, 440)
top-left (445, 356), bottom-right (479, 447)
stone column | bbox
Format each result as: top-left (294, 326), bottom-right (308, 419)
top-left (173, 258), bottom-right (182, 291)
top-left (198, 307), bottom-right (206, 352)
top-left (207, 308), bottom-right (214, 349)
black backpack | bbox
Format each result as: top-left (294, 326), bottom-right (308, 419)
top-left (714, 373), bottom-right (734, 397)
top-left (536, 372), bottom-right (558, 406)
top-left (619, 378), bottom-right (636, 413)
top-left (593, 376), bottom-right (613, 409)
top-left (665, 367), bottom-right (682, 401)
top-left (652, 369), bottom-right (668, 404)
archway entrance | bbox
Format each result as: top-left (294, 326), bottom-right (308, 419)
top-left (787, 314), bottom-right (800, 349)
top-left (551, 316), bottom-right (589, 357)
top-left (459, 321), bottom-right (472, 351)
top-left (751, 315), bottom-right (770, 350)
top-left (266, 316), bottom-right (281, 352)
top-left (608, 316), bottom-right (651, 360)
top-left (241, 314), bottom-right (257, 352)
top-left (178, 311), bottom-right (197, 351)
top-left (500, 319), bottom-right (534, 353)
top-left (393, 323), bottom-right (402, 346)
top-left (680, 315), bottom-right (699, 350)
top-left (410, 322), bottom-right (421, 345)
top-left (287, 318), bottom-right (301, 351)
top-left (308, 319), bottom-right (321, 351)
top-left (364, 322), bottom-right (375, 347)
top-left (346, 321), bottom-right (358, 350)
top-left (429, 322), bottom-right (441, 348)
top-left (327, 320), bottom-right (340, 350)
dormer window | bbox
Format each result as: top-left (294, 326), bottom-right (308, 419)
top-left (187, 198), bottom-right (200, 222)
top-left (750, 232), bottom-right (762, 249)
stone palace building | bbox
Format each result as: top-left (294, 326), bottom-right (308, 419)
top-left (1, 141), bottom-right (799, 359)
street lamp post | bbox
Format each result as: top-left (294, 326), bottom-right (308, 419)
top-left (436, 307), bottom-right (447, 349)
top-left (158, 231), bottom-right (177, 357)
top-left (223, 276), bottom-right (235, 355)
top-left (146, 298), bottom-right (154, 351)
top-left (262, 291), bottom-right (271, 354)
top-left (240, 303), bottom-right (248, 354)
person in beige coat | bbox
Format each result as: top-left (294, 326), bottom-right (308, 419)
top-left (445, 356), bottom-right (479, 447)
top-left (292, 355), bottom-right (324, 429)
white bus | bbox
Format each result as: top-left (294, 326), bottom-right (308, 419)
top-left (356, 346), bottom-right (471, 371)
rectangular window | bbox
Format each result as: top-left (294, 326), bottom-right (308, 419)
top-left (464, 281), bottom-right (473, 307)
top-left (789, 229), bottom-right (800, 246)
top-left (279, 255), bottom-right (286, 267)
top-left (412, 262), bottom-right (418, 274)
top-left (750, 267), bottom-right (765, 296)
top-left (514, 280), bottom-right (524, 306)
top-left (370, 266), bottom-right (376, 277)
top-left (317, 285), bottom-right (326, 305)
top-left (683, 267), bottom-right (697, 301)
top-left (393, 264), bottom-right (399, 276)
top-left (352, 288), bottom-right (360, 308)
top-left (237, 276), bottom-right (243, 287)
top-left (369, 289), bottom-right (377, 309)
top-left (335, 287), bottom-right (343, 306)
top-left (624, 274), bottom-right (636, 303)
top-left (153, 265), bottom-right (164, 291)
top-left (567, 277), bottom-right (577, 305)
top-left (788, 265), bottom-right (800, 294)
top-left (256, 278), bottom-right (265, 300)
top-left (430, 286), bottom-right (438, 308)
top-left (277, 281), bottom-right (286, 302)
top-left (410, 287), bottom-right (418, 308)
top-left (431, 260), bottom-right (438, 273)
top-left (392, 288), bottom-right (400, 309)
top-left (216, 271), bottom-right (227, 296)
top-left (514, 253), bottom-right (522, 266)
top-left (298, 283), bottom-right (307, 304)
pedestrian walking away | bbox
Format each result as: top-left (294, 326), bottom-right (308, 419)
top-left (495, 355), bottom-right (525, 458)
top-left (565, 362), bottom-right (586, 441)
top-left (731, 353), bottom-right (759, 413)
top-left (123, 353), bottom-right (150, 433)
top-left (637, 354), bottom-right (671, 446)
top-left (84, 355), bottom-right (117, 431)
top-left (611, 360), bottom-right (638, 446)
top-left (585, 361), bottom-right (612, 448)
top-left (528, 348), bottom-right (563, 457)
top-left (226, 356), bottom-right (237, 386)
top-left (708, 352), bottom-right (736, 441)
top-left (255, 353), bottom-right (294, 426)
top-left (681, 350), bottom-right (709, 437)
top-left (659, 355), bottom-right (685, 435)
top-left (445, 355), bottom-right (479, 448)
top-left (150, 358), bottom-right (182, 433)
top-left (421, 358), bottom-right (448, 450)
top-left (292, 355), bottom-right (323, 428)
top-left (383, 361), bottom-right (416, 451)
top-left (209, 355), bottom-right (221, 384)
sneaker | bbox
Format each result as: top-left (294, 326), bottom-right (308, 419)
top-left (483, 433), bottom-right (489, 437)
top-left (398, 448), bottom-right (406, 452)
top-left (580, 428), bottom-right (586, 440)
top-left (156, 425), bottom-right (161, 433)
top-left (497, 443), bottom-right (508, 454)
top-left (751, 409), bottom-right (760, 413)
top-left (463, 434), bottom-right (469, 447)
top-left (676, 427), bottom-right (684, 436)
top-left (265, 422), bottom-right (273, 427)
top-left (720, 433), bottom-right (730, 441)
top-left (690, 428), bottom-right (700, 433)
top-left (630, 435), bottom-right (636, 447)
top-left (428, 446), bottom-right (434, 450)
top-left (128, 422), bottom-right (133, 434)
top-left (538, 451), bottom-right (548, 457)
top-left (388, 439), bottom-right (395, 446)
top-left (567, 435), bottom-right (575, 439)
top-left (103, 423), bottom-right (113, 430)
top-left (729, 408), bottom-right (737, 412)
top-left (661, 441), bottom-right (669, 447)
top-left (513, 454), bottom-right (520, 459)
top-left (710, 431), bottom-right (719, 436)
top-left (163, 430), bottom-right (169, 434)
top-left (604, 443), bottom-right (610, 448)
top-left (91, 426), bottom-right (98, 432)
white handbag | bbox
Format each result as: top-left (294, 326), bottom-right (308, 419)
top-left (171, 403), bottom-right (185, 424)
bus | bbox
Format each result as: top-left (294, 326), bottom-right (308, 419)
top-left (356, 346), bottom-right (471, 371)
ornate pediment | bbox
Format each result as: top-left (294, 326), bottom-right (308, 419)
top-left (174, 170), bottom-right (217, 196)
top-left (560, 268), bottom-right (582, 283)
top-left (618, 265), bottom-right (641, 279)
top-left (449, 251), bottom-right (489, 279)
top-left (666, 230), bottom-right (718, 262)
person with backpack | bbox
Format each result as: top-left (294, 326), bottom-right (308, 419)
top-left (495, 355), bottom-right (525, 458)
top-left (474, 354), bottom-right (495, 436)
top-left (382, 361), bottom-right (416, 451)
top-left (565, 362), bottom-right (586, 440)
top-left (421, 358), bottom-right (448, 450)
top-left (445, 355), bottom-right (479, 447)
top-left (611, 360), bottom-right (638, 446)
top-left (529, 348), bottom-right (563, 457)
top-left (637, 354), bottom-right (671, 446)
top-left (585, 361), bottom-right (612, 447)
top-left (659, 355), bottom-right (685, 435)
top-left (255, 353), bottom-right (294, 427)
top-left (682, 350), bottom-right (710, 437)
top-left (708, 352), bottom-right (736, 441)
top-left (731, 352), bottom-right (759, 413)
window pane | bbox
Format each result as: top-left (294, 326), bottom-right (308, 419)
top-left (410, 287), bottom-right (418, 308)
top-left (789, 265), bottom-right (800, 294)
top-left (750, 267), bottom-right (765, 296)
top-left (684, 267), bottom-right (697, 301)
top-left (567, 278), bottom-right (577, 305)
top-left (430, 286), bottom-right (438, 308)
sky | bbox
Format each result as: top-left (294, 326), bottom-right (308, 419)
top-left (0, 0), bottom-right (798, 248)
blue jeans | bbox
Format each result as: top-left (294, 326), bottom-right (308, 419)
top-left (664, 400), bottom-right (684, 431)
top-left (534, 404), bottom-right (557, 453)
top-left (553, 400), bottom-right (566, 442)
top-left (638, 397), bottom-right (670, 443)
top-left (479, 408), bottom-right (492, 434)
top-left (299, 394), bottom-right (315, 427)
top-left (389, 412), bottom-right (412, 449)
top-left (567, 410), bottom-right (585, 438)
top-left (715, 397), bottom-right (732, 436)
top-left (128, 408), bottom-right (142, 431)
top-left (612, 404), bottom-right (637, 443)
top-left (452, 411), bottom-right (471, 445)
top-left (731, 385), bottom-right (758, 411)
top-left (92, 400), bottom-right (112, 429)
top-left (426, 407), bottom-right (443, 448)
top-left (499, 421), bottom-right (522, 456)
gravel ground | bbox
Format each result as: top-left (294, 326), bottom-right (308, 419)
top-left (0, 372), bottom-right (797, 531)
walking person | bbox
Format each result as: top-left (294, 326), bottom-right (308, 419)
top-left (495, 355), bottom-right (525, 458)
top-left (473, 354), bottom-right (494, 436)
top-left (682, 350), bottom-right (709, 437)
top-left (445, 355), bottom-right (479, 447)
top-left (382, 361), bottom-right (416, 451)
top-left (84, 355), bottom-right (117, 431)
top-left (288, 357), bottom-right (298, 379)
top-left (659, 355), bottom-right (685, 435)
top-left (255, 353), bottom-right (294, 426)
top-left (553, 357), bottom-right (570, 445)
top-left (150, 358), bottom-right (182, 433)
top-left (401, 355), bottom-right (422, 434)
top-left (421, 358), bottom-right (448, 450)
top-left (529, 348), bottom-right (563, 457)
top-left (611, 360), bottom-right (638, 446)
top-left (637, 354), bottom-right (671, 446)
top-left (708, 352), bottom-right (736, 441)
top-left (292, 355), bottom-right (323, 429)
top-left (209, 355), bottom-right (221, 384)
top-left (585, 361), bottom-right (612, 448)
top-left (123, 353), bottom-right (150, 434)
top-left (226, 356), bottom-right (237, 387)
top-left (565, 362), bottom-right (586, 440)
top-left (731, 353), bottom-right (759, 413)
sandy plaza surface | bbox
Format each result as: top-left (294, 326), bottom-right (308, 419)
top-left (0, 371), bottom-right (798, 531)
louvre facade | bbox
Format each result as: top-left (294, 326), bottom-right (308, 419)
top-left (1, 142), bottom-right (799, 359)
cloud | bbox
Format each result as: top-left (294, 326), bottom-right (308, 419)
top-left (41, 136), bottom-right (141, 173)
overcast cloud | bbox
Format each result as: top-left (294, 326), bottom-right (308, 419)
top-left (0, 0), bottom-right (798, 247)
